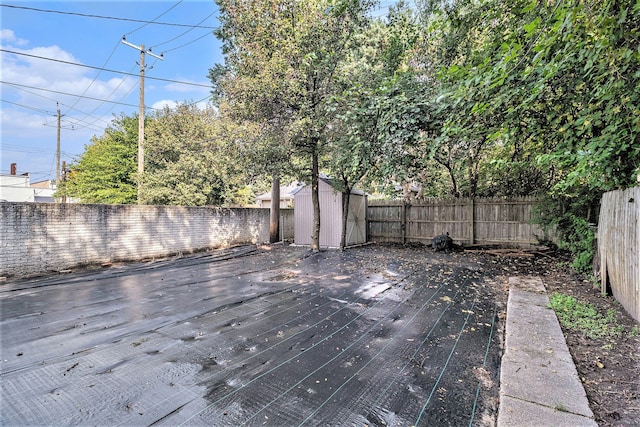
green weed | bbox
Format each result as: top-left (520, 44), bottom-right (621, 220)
top-left (548, 293), bottom-right (625, 340)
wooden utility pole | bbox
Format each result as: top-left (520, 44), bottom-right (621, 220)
top-left (56, 108), bottom-right (61, 186)
top-left (61, 161), bottom-right (67, 204)
top-left (269, 176), bottom-right (280, 243)
top-left (121, 37), bottom-right (163, 204)
top-left (137, 44), bottom-right (145, 192)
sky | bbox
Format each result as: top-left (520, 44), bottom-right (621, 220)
top-left (0, 0), bottom-right (397, 183)
top-left (1, 1), bottom-right (223, 182)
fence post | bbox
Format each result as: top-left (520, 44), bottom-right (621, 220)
top-left (401, 202), bottom-right (407, 245)
top-left (468, 198), bottom-right (475, 245)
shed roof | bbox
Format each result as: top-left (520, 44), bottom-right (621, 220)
top-left (293, 175), bottom-right (366, 196)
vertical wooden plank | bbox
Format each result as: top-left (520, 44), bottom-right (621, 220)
top-left (598, 187), bottom-right (640, 322)
top-left (469, 198), bottom-right (475, 245)
top-left (402, 202), bottom-right (407, 245)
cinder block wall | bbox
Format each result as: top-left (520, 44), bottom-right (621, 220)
top-left (0, 203), bottom-right (270, 278)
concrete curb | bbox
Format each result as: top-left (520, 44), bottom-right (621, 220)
top-left (498, 276), bottom-right (597, 427)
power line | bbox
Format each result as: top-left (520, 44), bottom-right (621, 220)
top-left (0, 4), bottom-right (217, 29)
top-left (62, 39), bottom-right (122, 118)
top-left (164, 30), bottom-right (215, 53)
top-left (2, 69), bottom-right (207, 134)
top-left (0, 80), bottom-right (159, 110)
top-left (68, 72), bottom-right (140, 131)
top-left (0, 49), bottom-right (211, 88)
top-left (1, 99), bottom-right (54, 115)
top-left (2, 82), bottom-right (116, 128)
top-left (2, 95), bottom-right (107, 132)
top-left (126, 0), bottom-right (184, 36)
top-left (64, 61), bottom-right (139, 131)
top-left (58, 2), bottom-right (188, 128)
top-left (151, 10), bottom-right (216, 49)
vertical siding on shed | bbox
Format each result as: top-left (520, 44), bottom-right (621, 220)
top-left (318, 183), bottom-right (343, 248)
top-left (294, 180), bottom-right (367, 248)
top-left (294, 190), bottom-right (313, 246)
top-left (346, 193), bottom-right (367, 245)
top-left (294, 180), bottom-right (343, 248)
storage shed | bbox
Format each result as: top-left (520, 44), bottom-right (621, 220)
top-left (294, 177), bottom-right (367, 248)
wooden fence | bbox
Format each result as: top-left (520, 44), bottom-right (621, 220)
top-left (368, 197), bottom-right (551, 247)
top-left (598, 186), bottom-right (639, 323)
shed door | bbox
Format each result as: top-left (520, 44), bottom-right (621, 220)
top-left (346, 195), bottom-right (367, 246)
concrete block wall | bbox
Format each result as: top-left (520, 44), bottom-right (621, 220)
top-left (0, 203), bottom-right (271, 278)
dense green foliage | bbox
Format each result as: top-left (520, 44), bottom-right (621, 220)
top-left (140, 104), bottom-right (250, 206)
top-left (213, 0), bottom-right (375, 250)
top-left (61, 106), bottom-right (255, 206)
top-left (208, 0), bottom-right (638, 265)
top-left (58, 114), bottom-right (138, 204)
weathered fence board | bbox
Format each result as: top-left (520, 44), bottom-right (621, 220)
top-left (368, 197), bottom-right (549, 247)
top-left (598, 187), bottom-right (639, 322)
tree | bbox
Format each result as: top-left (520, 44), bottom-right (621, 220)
top-left (213, 0), bottom-right (373, 251)
top-left (326, 5), bottom-right (423, 247)
top-left (59, 114), bottom-right (138, 204)
top-left (140, 103), bottom-right (250, 206)
top-left (418, 0), bottom-right (639, 270)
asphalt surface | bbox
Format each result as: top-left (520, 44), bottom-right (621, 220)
top-left (1, 244), bottom-right (505, 426)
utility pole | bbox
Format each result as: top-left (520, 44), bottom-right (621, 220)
top-left (121, 36), bottom-right (163, 204)
top-left (56, 107), bottom-right (61, 186)
top-left (61, 160), bottom-right (67, 204)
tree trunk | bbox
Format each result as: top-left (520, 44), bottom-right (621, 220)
top-left (340, 186), bottom-right (351, 251)
top-left (435, 151), bottom-right (460, 198)
top-left (311, 144), bottom-right (321, 252)
top-left (468, 150), bottom-right (478, 198)
top-left (269, 175), bottom-right (280, 243)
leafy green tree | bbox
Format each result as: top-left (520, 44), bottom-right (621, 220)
top-left (327, 4), bottom-right (441, 247)
top-left (140, 103), bottom-right (250, 206)
top-left (59, 114), bottom-right (138, 204)
top-left (420, 0), bottom-right (639, 270)
top-left (212, 0), bottom-right (373, 250)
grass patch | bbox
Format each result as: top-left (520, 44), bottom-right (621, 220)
top-left (548, 292), bottom-right (625, 340)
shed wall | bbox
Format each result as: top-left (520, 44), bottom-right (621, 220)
top-left (294, 180), bottom-right (367, 248)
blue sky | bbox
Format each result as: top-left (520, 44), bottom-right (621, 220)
top-left (1, 1), bottom-right (222, 182)
top-left (1, 0), bottom-right (397, 183)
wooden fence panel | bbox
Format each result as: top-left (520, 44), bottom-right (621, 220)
top-left (598, 187), bottom-right (640, 323)
top-left (368, 197), bottom-right (548, 247)
top-left (368, 201), bottom-right (404, 243)
top-left (405, 199), bottom-right (471, 243)
top-left (474, 197), bottom-right (545, 245)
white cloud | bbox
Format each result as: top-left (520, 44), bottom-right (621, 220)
top-left (0, 108), bottom-right (52, 138)
top-left (151, 99), bottom-right (178, 110)
top-left (0, 29), bottom-right (28, 46)
top-left (1, 44), bottom-right (138, 125)
top-left (1, 32), bottom-right (138, 178)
